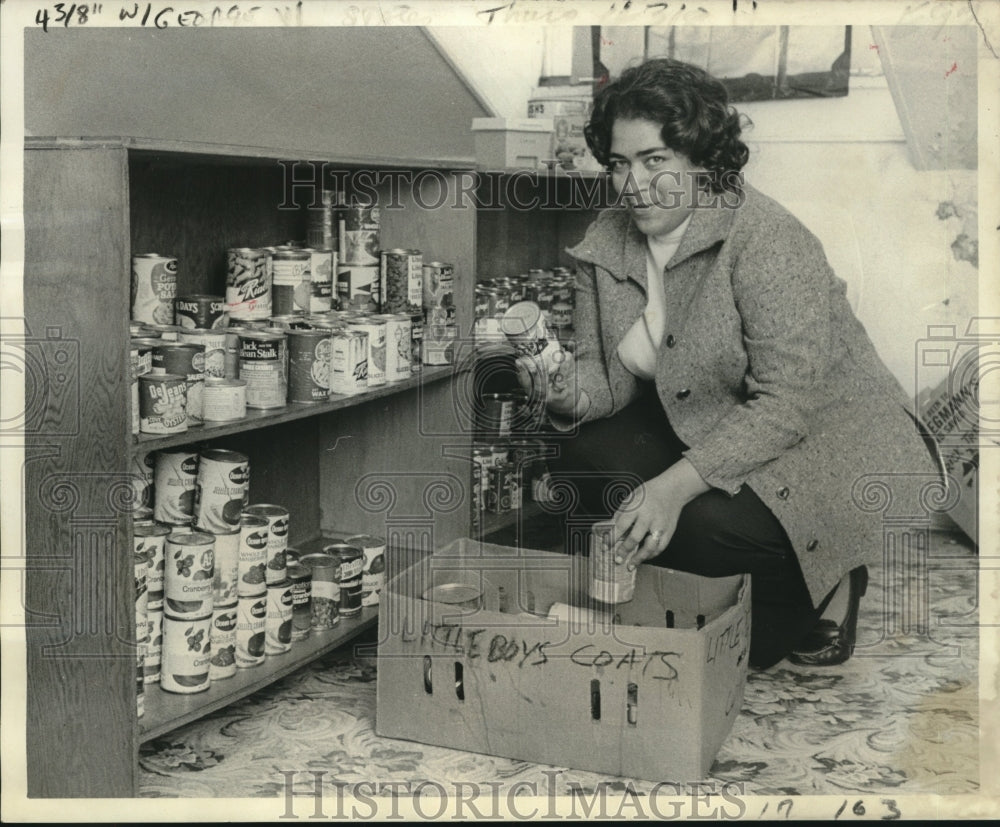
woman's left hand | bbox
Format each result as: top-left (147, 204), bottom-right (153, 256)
top-left (611, 458), bottom-right (712, 571)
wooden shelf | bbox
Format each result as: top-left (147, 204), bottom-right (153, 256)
top-left (131, 366), bottom-right (455, 454)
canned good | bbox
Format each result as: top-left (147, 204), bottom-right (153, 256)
top-left (423, 322), bottom-right (457, 366)
top-left (208, 603), bottom-right (238, 680)
top-left (178, 328), bottom-right (227, 378)
top-left (287, 328), bottom-right (332, 403)
top-left (589, 520), bottom-right (635, 604)
top-left (329, 329), bottom-right (368, 395)
top-left (137, 641), bottom-right (145, 718)
top-left (160, 612), bottom-right (212, 693)
top-left (265, 579), bottom-right (294, 655)
top-left (131, 321), bottom-right (162, 338)
top-left (337, 265), bottom-right (380, 313)
top-left (130, 341), bottom-right (153, 436)
top-left (287, 561), bottom-right (312, 641)
top-left (193, 449), bottom-right (249, 532)
top-left (422, 262), bottom-right (454, 320)
top-left (339, 202), bottom-right (380, 266)
top-left (238, 331), bottom-right (288, 409)
top-left (346, 318), bottom-right (386, 387)
top-left (131, 450), bottom-right (156, 513)
top-left (131, 254), bottom-right (178, 326)
top-left (244, 504), bottom-right (289, 585)
top-left (306, 248), bottom-right (335, 313)
top-left (300, 552), bottom-right (339, 630)
top-left (381, 249), bottom-right (423, 314)
top-left (346, 535), bottom-right (386, 607)
top-left (151, 343), bottom-right (206, 424)
top-left (324, 542), bottom-right (363, 618)
top-left (154, 449), bottom-right (199, 526)
top-left (175, 294), bottom-right (227, 330)
top-left (236, 514), bottom-right (270, 596)
top-left (550, 300), bottom-right (573, 329)
top-left (144, 607), bottom-right (163, 684)
top-left (143, 323), bottom-right (182, 341)
top-left (422, 583), bottom-right (482, 611)
top-left (210, 528), bottom-right (241, 607)
top-left (235, 594), bottom-right (268, 668)
top-left (307, 190), bottom-right (340, 251)
top-left (135, 547), bottom-right (149, 646)
top-left (227, 247), bottom-right (271, 320)
top-left (202, 377), bottom-right (247, 422)
top-left (163, 531), bottom-right (215, 619)
top-left (485, 462), bottom-right (518, 514)
top-left (500, 301), bottom-right (560, 358)
top-left (271, 249), bottom-right (312, 315)
top-left (375, 314), bottom-right (411, 382)
top-left (476, 392), bottom-right (517, 440)
top-left (135, 522), bottom-right (170, 611)
top-left (409, 313), bottom-right (423, 372)
top-left (138, 373), bottom-right (187, 434)
top-left (268, 314), bottom-right (314, 330)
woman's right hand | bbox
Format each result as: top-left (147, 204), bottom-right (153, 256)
top-left (515, 347), bottom-right (581, 419)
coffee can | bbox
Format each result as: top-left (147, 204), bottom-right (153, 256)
top-left (154, 448), bottom-right (200, 526)
top-left (244, 504), bottom-right (289, 585)
top-left (236, 514), bottom-right (270, 596)
top-left (265, 579), bottom-right (294, 655)
top-left (135, 547), bottom-right (149, 648)
top-left (193, 448), bottom-right (250, 533)
top-left (138, 373), bottom-right (188, 434)
top-left (131, 254), bottom-right (178, 326)
top-left (163, 531), bottom-right (215, 619)
top-left (235, 593), bottom-right (268, 668)
top-left (175, 294), bottom-right (227, 330)
top-left (160, 612), bottom-right (212, 693)
top-left (287, 328), bottom-right (332, 403)
top-left (226, 247), bottom-right (271, 321)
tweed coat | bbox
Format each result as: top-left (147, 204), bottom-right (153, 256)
top-left (564, 183), bottom-right (940, 603)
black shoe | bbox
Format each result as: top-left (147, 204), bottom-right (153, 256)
top-left (789, 566), bottom-right (869, 666)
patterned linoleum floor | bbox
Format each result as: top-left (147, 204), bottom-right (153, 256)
top-left (139, 530), bottom-right (979, 798)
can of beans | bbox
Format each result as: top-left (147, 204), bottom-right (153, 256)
top-left (227, 247), bottom-right (271, 321)
top-left (144, 606), bottom-right (163, 683)
top-left (244, 504), bottom-right (289, 585)
top-left (306, 248), bottom-right (335, 313)
top-left (132, 254), bottom-right (178, 326)
top-left (271, 248), bottom-right (312, 315)
top-left (325, 542), bottom-right (364, 618)
top-left (287, 328), bottom-right (333, 403)
top-left (210, 527), bottom-right (241, 607)
top-left (381, 249), bottom-right (423, 314)
top-left (154, 449), bottom-right (199, 525)
top-left (131, 449), bottom-right (156, 513)
top-left (346, 534), bottom-right (386, 607)
top-left (139, 373), bottom-right (187, 434)
top-left (339, 202), bottom-right (380, 266)
top-left (235, 594), bottom-right (268, 668)
top-left (208, 603), bottom-right (238, 680)
top-left (163, 531), bottom-right (215, 619)
top-left (175, 294), bottom-right (227, 330)
top-left (265, 579), bottom-right (294, 655)
top-left (589, 519), bottom-right (636, 604)
top-left (287, 560), bottom-right (312, 641)
top-left (237, 514), bottom-right (270, 596)
top-left (300, 552), bottom-right (339, 630)
top-left (151, 343), bottom-right (206, 424)
top-left (337, 265), bottom-right (380, 313)
top-left (238, 331), bottom-right (288, 409)
top-left (202, 377), bottom-right (247, 422)
top-left (193, 449), bottom-right (249, 533)
top-left (346, 318), bottom-right (386, 387)
top-left (178, 328), bottom-right (227, 378)
top-left (329, 329), bottom-right (368, 395)
top-left (161, 612), bottom-right (212, 694)
top-left (135, 521), bottom-right (170, 611)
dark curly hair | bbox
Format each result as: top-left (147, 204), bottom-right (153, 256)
top-left (584, 58), bottom-right (750, 194)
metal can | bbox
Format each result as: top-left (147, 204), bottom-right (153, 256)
top-left (306, 248), bottom-right (335, 313)
top-left (476, 392), bottom-right (517, 440)
top-left (236, 514), bottom-right (270, 596)
top-left (193, 448), bottom-right (250, 532)
top-left (235, 594), bottom-right (268, 668)
top-left (163, 531), bottom-right (215, 619)
top-left (265, 579), bottom-right (294, 655)
top-left (202, 377), bottom-right (247, 422)
top-left (346, 534), bottom-right (386, 607)
top-left (135, 547), bottom-right (149, 648)
top-left (423, 322), bottom-right (457, 366)
top-left (485, 462), bottom-right (517, 514)
top-left (226, 247), bottom-right (271, 321)
top-left (550, 300), bottom-right (573, 330)
top-left (338, 202), bottom-right (380, 266)
top-left (337, 265), bottom-right (380, 313)
top-left (268, 314), bottom-right (314, 330)
top-left (381, 249), bottom-right (423, 314)
top-left (307, 189), bottom-right (340, 251)
top-left (130, 321), bottom-right (162, 338)
top-left (130, 341), bottom-right (152, 436)
top-left (375, 313), bottom-right (412, 382)
top-left (500, 301), bottom-right (559, 358)
top-left (287, 560), bottom-right (312, 641)
top-left (287, 328), bottom-right (333, 403)
top-left (144, 606), bottom-right (163, 684)
top-left (244, 504), bottom-right (289, 585)
top-left (208, 603), bottom-right (238, 681)
top-left (154, 448), bottom-right (199, 525)
top-left (238, 331), bottom-right (288, 409)
top-left (151, 343), bottom-right (206, 424)
top-left (138, 373), bottom-right (187, 434)
top-left (409, 313), bottom-right (423, 372)
top-left (131, 254), bottom-right (178, 326)
top-left (271, 248), bottom-right (312, 315)
top-left (160, 612), bottom-right (212, 693)
top-left (143, 322), bottom-right (182, 341)
top-left (210, 527), bottom-right (241, 607)
top-left (175, 294), bottom-right (227, 330)
top-left (178, 328), bottom-right (227, 378)
top-left (422, 261), bottom-right (454, 320)
top-left (324, 542), bottom-right (364, 618)
top-left (589, 520), bottom-right (636, 604)
top-left (135, 522), bottom-right (170, 611)
top-left (131, 449), bottom-right (156, 514)
top-left (346, 318), bottom-right (386, 387)
top-left (422, 583), bottom-right (483, 612)
top-left (300, 552), bottom-right (339, 630)
top-left (329, 329), bottom-right (368, 396)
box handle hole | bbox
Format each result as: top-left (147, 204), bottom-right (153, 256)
top-left (423, 656), bottom-right (432, 694)
top-left (665, 610), bottom-right (675, 628)
top-left (455, 662), bottom-right (465, 701)
top-left (696, 614), bottom-right (705, 629)
top-left (590, 679), bottom-right (601, 721)
top-left (627, 682), bottom-right (638, 726)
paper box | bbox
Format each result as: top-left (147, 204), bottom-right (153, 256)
top-left (376, 539), bottom-right (750, 782)
top-left (471, 118), bottom-right (554, 170)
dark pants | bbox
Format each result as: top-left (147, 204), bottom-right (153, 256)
top-left (546, 386), bottom-right (822, 669)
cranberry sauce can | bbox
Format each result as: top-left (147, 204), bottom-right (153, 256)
top-left (329, 329), bottom-right (368, 396)
top-left (287, 561), bottom-right (312, 641)
top-left (131, 254), bottom-right (178, 326)
top-left (244, 504), bottom-right (289, 585)
top-left (265, 579), bottom-right (294, 655)
top-left (138, 373), bottom-right (187, 435)
top-left (160, 612), bottom-right (212, 694)
top-left (324, 542), bottom-right (364, 618)
top-left (202, 377), bottom-right (247, 422)
top-left (236, 514), bottom-right (270, 596)
top-left (235, 593), bottom-right (268, 668)
top-left (151, 342), bottom-right (206, 424)
top-left (226, 247), bottom-right (271, 321)
top-left (175, 294), bottom-right (227, 330)
top-left (154, 448), bottom-right (200, 525)
top-left (210, 528), bottom-right (241, 607)
top-left (134, 521), bottom-right (170, 611)
top-left (346, 534), bottom-right (386, 607)
top-left (144, 606), bottom-right (163, 684)
top-left (163, 531), bottom-right (215, 619)
top-left (193, 449), bottom-right (250, 533)
top-left (300, 552), bottom-right (339, 630)
top-left (346, 318), bottom-right (386, 387)
top-left (338, 202), bottom-right (380, 266)
top-left (208, 602), bottom-right (238, 681)
top-left (238, 331), bottom-right (288, 409)
top-left (287, 328), bottom-right (332, 403)
top-left (380, 249), bottom-right (423, 314)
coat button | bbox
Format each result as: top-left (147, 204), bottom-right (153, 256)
top-left (666, 334), bottom-right (676, 348)
top-left (806, 539), bottom-right (819, 551)
top-left (777, 486), bottom-right (790, 499)
top-left (676, 389), bottom-right (691, 400)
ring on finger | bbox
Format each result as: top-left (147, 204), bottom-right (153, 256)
top-left (648, 529), bottom-right (664, 542)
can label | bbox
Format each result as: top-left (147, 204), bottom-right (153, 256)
top-left (326, 545), bottom-right (363, 618)
top-left (244, 505), bottom-right (289, 585)
top-left (381, 249), bottom-right (423, 314)
top-left (239, 333), bottom-right (288, 409)
top-left (237, 516), bottom-right (270, 596)
top-left (348, 535), bottom-right (386, 607)
top-left (287, 330), bottom-right (332, 403)
top-left (339, 204), bottom-right (380, 265)
top-left (209, 604), bottom-right (238, 680)
top-left (178, 329), bottom-right (227, 378)
top-left (422, 262), bottom-right (454, 322)
top-left (135, 550), bottom-right (149, 644)
top-left (175, 294), bottom-right (227, 330)
top-left (227, 248), bottom-right (271, 320)
top-left (423, 323), bottom-right (457, 366)
top-left (589, 520), bottom-right (636, 604)
top-left (160, 613), bottom-right (212, 693)
top-left (378, 314), bottom-right (412, 382)
top-left (193, 449), bottom-right (250, 532)
top-left (134, 522), bottom-right (170, 610)
top-left (139, 374), bottom-right (187, 434)
top-left (163, 532), bottom-right (215, 619)
top-left (265, 580), bottom-right (294, 654)
top-left (337, 265), bottom-right (380, 313)
top-left (410, 314), bottom-right (423, 372)
top-left (288, 563), bottom-right (312, 641)
top-left (131, 450), bottom-right (155, 512)
top-left (132, 255), bottom-right (178, 326)
top-left (329, 330), bottom-right (368, 395)
top-left (202, 378), bottom-right (247, 422)
top-left (235, 595), bottom-right (268, 668)
top-left (308, 249), bottom-right (335, 313)
top-left (144, 608), bottom-right (163, 683)
top-left (211, 529), bottom-right (241, 606)
top-left (346, 320), bottom-right (386, 387)
top-left (154, 449), bottom-right (199, 525)
top-left (152, 344), bottom-right (206, 424)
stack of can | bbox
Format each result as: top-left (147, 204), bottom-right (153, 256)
top-left (470, 439), bottom-right (550, 527)
top-left (473, 267), bottom-right (576, 345)
top-left (337, 200), bottom-right (381, 312)
top-left (242, 504), bottom-right (293, 660)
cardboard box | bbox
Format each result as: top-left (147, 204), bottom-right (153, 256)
top-left (376, 539), bottom-right (751, 782)
top-left (471, 118), bottom-right (554, 170)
